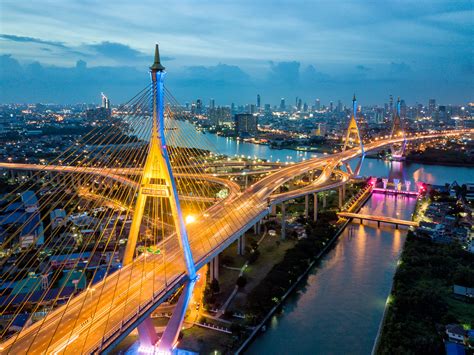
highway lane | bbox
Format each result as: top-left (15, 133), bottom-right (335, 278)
top-left (0, 129), bottom-right (471, 354)
top-left (0, 163), bottom-right (241, 202)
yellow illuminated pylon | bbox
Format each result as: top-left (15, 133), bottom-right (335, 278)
top-left (343, 94), bottom-right (364, 154)
top-left (123, 45), bottom-right (196, 279)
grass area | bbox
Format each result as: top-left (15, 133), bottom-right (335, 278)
top-left (447, 297), bottom-right (474, 327)
top-left (211, 241), bottom-right (247, 307)
top-left (179, 325), bottom-right (235, 354)
top-left (231, 233), bottom-right (297, 312)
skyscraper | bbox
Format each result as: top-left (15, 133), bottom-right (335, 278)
top-left (257, 94), bottom-right (261, 109)
top-left (280, 98), bottom-right (286, 111)
top-left (101, 92), bottom-right (110, 110)
top-left (428, 99), bottom-right (436, 114)
top-left (209, 98), bottom-right (215, 109)
top-left (315, 99), bottom-right (321, 111)
top-left (196, 99), bottom-right (203, 114)
top-left (234, 113), bottom-right (258, 137)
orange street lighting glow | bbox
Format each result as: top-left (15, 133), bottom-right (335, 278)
top-left (185, 215), bottom-right (196, 224)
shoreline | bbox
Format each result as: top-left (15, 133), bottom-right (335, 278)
top-left (364, 154), bottom-right (473, 167)
top-left (236, 187), bottom-right (372, 354)
top-left (235, 218), bottom-right (351, 354)
top-left (370, 197), bottom-right (422, 355)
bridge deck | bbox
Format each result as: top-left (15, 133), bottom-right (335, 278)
top-left (337, 212), bottom-right (419, 227)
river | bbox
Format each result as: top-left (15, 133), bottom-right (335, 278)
top-left (188, 124), bottom-right (474, 185)
top-left (247, 193), bottom-right (417, 355)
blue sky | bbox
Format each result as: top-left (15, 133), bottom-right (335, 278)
top-left (0, 0), bottom-right (473, 105)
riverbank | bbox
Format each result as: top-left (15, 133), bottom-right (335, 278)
top-left (375, 195), bottom-right (474, 354)
top-left (236, 215), bottom-right (350, 354)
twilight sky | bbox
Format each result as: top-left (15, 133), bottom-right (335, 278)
top-left (0, 0), bottom-right (473, 106)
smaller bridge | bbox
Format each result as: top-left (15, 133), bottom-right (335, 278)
top-left (337, 212), bottom-right (419, 228)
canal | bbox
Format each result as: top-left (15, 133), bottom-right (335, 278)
top-left (246, 193), bottom-right (417, 355)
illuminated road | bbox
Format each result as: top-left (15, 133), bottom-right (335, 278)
top-left (0, 163), bottom-right (240, 203)
top-left (0, 129), bottom-right (471, 354)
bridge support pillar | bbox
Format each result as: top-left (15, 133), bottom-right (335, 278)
top-left (237, 234), bottom-right (245, 255)
top-left (377, 221), bottom-right (380, 228)
top-left (271, 203), bottom-right (276, 216)
top-left (253, 221), bottom-right (261, 235)
top-left (137, 317), bottom-right (159, 350)
top-left (209, 254), bottom-right (219, 281)
top-left (157, 279), bottom-right (196, 352)
top-left (281, 202), bottom-right (286, 240)
top-left (313, 193), bottom-right (318, 222)
top-left (338, 186), bottom-right (344, 209)
top-left (304, 195), bottom-right (309, 219)
top-left (244, 175), bottom-right (249, 188)
top-left (322, 193), bottom-right (327, 209)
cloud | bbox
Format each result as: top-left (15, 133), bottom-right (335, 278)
top-left (86, 41), bottom-right (143, 60)
top-left (268, 61), bottom-right (301, 85)
top-left (0, 34), bottom-right (68, 49)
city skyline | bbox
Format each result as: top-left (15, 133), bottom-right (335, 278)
top-left (1, 0), bottom-right (473, 104)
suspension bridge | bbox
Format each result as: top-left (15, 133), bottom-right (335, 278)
top-left (0, 45), bottom-right (471, 354)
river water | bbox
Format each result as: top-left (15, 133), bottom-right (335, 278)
top-left (247, 193), bottom-right (417, 355)
top-left (192, 125), bottom-right (474, 185)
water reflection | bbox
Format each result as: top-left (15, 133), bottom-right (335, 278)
top-left (248, 194), bottom-right (417, 355)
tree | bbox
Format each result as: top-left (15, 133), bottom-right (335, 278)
top-left (236, 276), bottom-right (247, 288)
top-left (210, 278), bottom-right (220, 294)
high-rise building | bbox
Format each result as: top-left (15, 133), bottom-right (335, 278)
top-left (257, 94), bottom-right (261, 109)
top-left (389, 95), bottom-right (393, 114)
top-left (297, 98), bottom-right (302, 111)
top-left (400, 99), bottom-right (407, 117)
top-left (337, 100), bottom-right (342, 113)
top-left (329, 101), bottom-right (334, 112)
top-left (303, 102), bottom-right (308, 112)
top-left (428, 99), bottom-right (436, 114)
top-left (315, 99), bottom-right (321, 111)
top-left (208, 106), bottom-right (231, 127)
top-left (196, 99), bottom-right (203, 114)
top-left (234, 113), bottom-right (258, 137)
top-left (280, 98), bottom-right (286, 111)
top-left (438, 105), bottom-right (448, 122)
top-left (209, 98), bottom-right (215, 109)
top-left (249, 104), bottom-right (256, 114)
top-left (101, 93), bottom-right (110, 110)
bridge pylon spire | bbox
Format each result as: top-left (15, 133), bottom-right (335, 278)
top-left (124, 44), bottom-right (196, 279)
top-left (390, 97), bottom-right (407, 160)
top-left (343, 94), bottom-right (364, 154)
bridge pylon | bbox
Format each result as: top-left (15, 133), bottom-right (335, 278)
top-left (390, 97), bottom-right (407, 160)
top-left (343, 94), bottom-right (364, 155)
top-left (123, 45), bottom-right (197, 353)
top-left (123, 44), bottom-right (196, 278)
